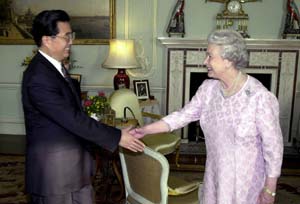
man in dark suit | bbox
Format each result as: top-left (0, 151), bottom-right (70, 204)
top-left (21, 10), bottom-right (145, 204)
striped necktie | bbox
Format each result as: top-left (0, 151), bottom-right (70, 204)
top-left (61, 65), bottom-right (82, 110)
top-left (61, 65), bottom-right (70, 79)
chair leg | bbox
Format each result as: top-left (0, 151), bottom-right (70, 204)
top-left (112, 154), bottom-right (125, 202)
top-left (175, 145), bottom-right (180, 167)
top-left (93, 151), bottom-right (102, 182)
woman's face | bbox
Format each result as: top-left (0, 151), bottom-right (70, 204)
top-left (203, 44), bottom-right (228, 80)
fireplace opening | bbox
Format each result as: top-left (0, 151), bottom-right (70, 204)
top-left (187, 72), bottom-right (273, 142)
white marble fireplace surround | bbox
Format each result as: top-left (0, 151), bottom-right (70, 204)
top-left (159, 38), bottom-right (300, 146)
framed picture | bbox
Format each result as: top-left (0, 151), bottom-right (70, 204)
top-left (0, 0), bottom-right (115, 45)
top-left (133, 80), bottom-right (150, 100)
top-left (70, 74), bottom-right (82, 84)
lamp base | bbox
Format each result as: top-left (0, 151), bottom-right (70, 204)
top-left (113, 69), bottom-right (130, 90)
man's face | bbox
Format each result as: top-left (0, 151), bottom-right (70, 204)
top-left (44, 21), bottom-right (73, 62)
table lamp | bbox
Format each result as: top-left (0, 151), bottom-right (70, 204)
top-left (102, 39), bottom-right (141, 90)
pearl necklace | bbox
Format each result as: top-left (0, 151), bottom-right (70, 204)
top-left (220, 71), bottom-right (242, 97)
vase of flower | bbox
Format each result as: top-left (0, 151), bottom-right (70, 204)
top-left (83, 91), bottom-right (110, 121)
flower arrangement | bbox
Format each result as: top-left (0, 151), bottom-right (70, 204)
top-left (83, 91), bottom-right (110, 118)
top-left (21, 49), bottom-right (82, 69)
top-left (21, 49), bottom-right (37, 66)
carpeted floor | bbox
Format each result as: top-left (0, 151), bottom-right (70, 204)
top-left (0, 155), bottom-right (27, 204)
top-left (170, 171), bottom-right (300, 204)
top-left (0, 154), bottom-right (300, 204)
top-left (0, 154), bottom-right (124, 204)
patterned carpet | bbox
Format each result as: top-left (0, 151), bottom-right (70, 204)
top-left (0, 154), bottom-right (299, 204)
top-left (0, 155), bottom-right (27, 204)
top-left (0, 154), bottom-right (124, 204)
top-left (171, 171), bottom-right (300, 204)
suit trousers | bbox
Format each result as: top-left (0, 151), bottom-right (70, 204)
top-left (29, 184), bottom-right (94, 204)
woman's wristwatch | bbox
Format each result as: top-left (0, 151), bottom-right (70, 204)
top-left (263, 187), bottom-right (276, 197)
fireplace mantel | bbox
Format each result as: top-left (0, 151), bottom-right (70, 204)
top-left (158, 37), bottom-right (300, 49)
top-left (159, 38), bottom-right (300, 146)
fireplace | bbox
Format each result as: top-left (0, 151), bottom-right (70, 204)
top-left (160, 38), bottom-right (299, 146)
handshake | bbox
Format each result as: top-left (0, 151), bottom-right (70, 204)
top-left (118, 120), bottom-right (169, 153)
top-left (118, 126), bottom-right (147, 153)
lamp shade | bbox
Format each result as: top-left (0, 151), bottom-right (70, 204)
top-left (102, 39), bottom-right (141, 69)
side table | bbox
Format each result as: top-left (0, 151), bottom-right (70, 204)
top-left (139, 99), bottom-right (160, 124)
top-left (93, 118), bottom-right (138, 202)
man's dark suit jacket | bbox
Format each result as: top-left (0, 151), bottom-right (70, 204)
top-left (21, 52), bottom-right (121, 196)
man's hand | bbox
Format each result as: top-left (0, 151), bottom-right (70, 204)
top-left (119, 126), bottom-right (145, 152)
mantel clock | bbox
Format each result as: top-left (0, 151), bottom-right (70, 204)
top-left (206, 0), bottom-right (262, 38)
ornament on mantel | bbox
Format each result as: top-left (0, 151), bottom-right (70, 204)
top-left (206, 0), bottom-right (262, 38)
top-left (282, 0), bottom-right (300, 39)
top-left (166, 0), bottom-right (185, 38)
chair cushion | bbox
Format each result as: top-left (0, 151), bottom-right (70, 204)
top-left (141, 133), bottom-right (180, 155)
top-left (168, 175), bottom-right (201, 196)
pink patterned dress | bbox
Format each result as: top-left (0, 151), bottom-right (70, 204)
top-left (163, 76), bottom-right (283, 204)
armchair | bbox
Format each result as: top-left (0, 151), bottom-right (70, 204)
top-left (109, 88), bottom-right (181, 166)
top-left (119, 146), bottom-right (200, 204)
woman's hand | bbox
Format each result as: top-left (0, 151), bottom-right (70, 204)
top-left (257, 188), bottom-right (275, 204)
top-left (129, 127), bottom-right (146, 139)
top-left (258, 177), bottom-right (278, 204)
top-left (129, 120), bottom-right (171, 139)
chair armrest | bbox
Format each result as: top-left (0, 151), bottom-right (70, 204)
top-left (141, 133), bottom-right (181, 155)
top-left (168, 175), bottom-right (201, 196)
top-left (142, 111), bottom-right (163, 120)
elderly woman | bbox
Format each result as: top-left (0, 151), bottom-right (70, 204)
top-left (131, 29), bottom-right (283, 204)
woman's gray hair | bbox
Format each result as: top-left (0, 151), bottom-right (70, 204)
top-left (207, 29), bottom-right (249, 69)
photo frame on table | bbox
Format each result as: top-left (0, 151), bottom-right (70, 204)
top-left (0, 0), bottom-right (115, 45)
top-left (133, 80), bottom-right (150, 100)
top-left (70, 74), bottom-right (82, 84)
